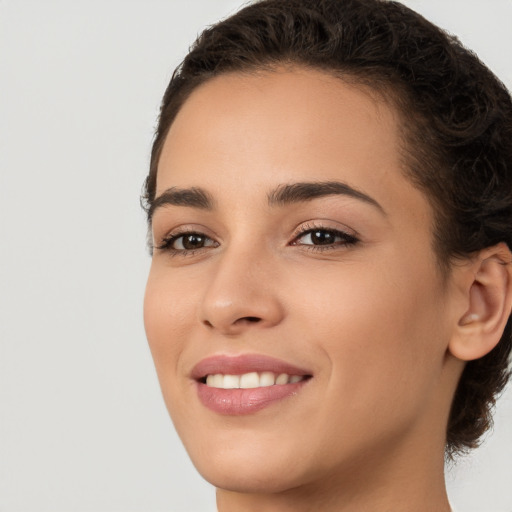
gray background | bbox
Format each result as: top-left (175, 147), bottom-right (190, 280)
top-left (1, 1), bottom-right (511, 511)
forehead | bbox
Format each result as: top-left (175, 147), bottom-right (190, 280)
top-left (156, 67), bottom-right (429, 226)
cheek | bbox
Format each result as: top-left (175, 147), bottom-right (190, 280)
top-left (143, 267), bottom-right (193, 382)
top-left (294, 257), bottom-right (448, 416)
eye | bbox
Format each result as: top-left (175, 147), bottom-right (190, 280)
top-left (156, 231), bottom-right (218, 254)
top-left (292, 226), bottom-right (359, 250)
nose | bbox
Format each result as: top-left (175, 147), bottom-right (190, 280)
top-left (199, 246), bottom-right (285, 336)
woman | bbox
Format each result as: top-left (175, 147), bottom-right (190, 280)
top-left (142, 1), bottom-right (512, 510)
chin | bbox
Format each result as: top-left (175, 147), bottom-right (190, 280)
top-left (194, 456), bottom-right (307, 494)
top-left (180, 429), bottom-right (315, 494)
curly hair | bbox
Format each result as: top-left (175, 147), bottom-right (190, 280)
top-left (142, 0), bottom-right (512, 457)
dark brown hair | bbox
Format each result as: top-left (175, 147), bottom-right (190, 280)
top-left (142, 0), bottom-right (512, 457)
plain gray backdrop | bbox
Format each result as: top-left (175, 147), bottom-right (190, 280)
top-left (1, 1), bottom-right (511, 511)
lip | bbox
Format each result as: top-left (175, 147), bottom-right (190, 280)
top-left (191, 353), bottom-right (311, 380)
top-left (191, 354), bottom-right (312, 415)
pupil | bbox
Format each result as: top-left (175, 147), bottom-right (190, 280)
top-left (183, 234), bottom-right (204, 250)
top-left (311, 230), bottom-right (334, 245)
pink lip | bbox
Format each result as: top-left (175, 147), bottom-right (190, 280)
top-left (191, 354), bottom-right (312, 415)
top-left (191, 354), bottom-right (311, 380)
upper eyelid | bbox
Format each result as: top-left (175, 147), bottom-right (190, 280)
top-left (295, 226), bottom-right (355, 237)
top-left (291, 227), bottom-right (359, 247)
top-left (155, 223), bottom-right (358, 252)
top-left (157, 222), bottom-right (355, 240)
top-left (291, 220), bottom-right (359, 239)
top-left (154, 223), bottom-right (218, 243)
top-left (156, 231), bottom-right (217, 251)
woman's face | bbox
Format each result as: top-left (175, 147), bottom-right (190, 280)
top-left (144, 68), bottom-right (460, 493)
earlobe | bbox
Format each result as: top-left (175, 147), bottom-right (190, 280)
top-left (449, 243), bottom-right (512, 361)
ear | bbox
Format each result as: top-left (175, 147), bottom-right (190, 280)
top-left (449, 243), bottom-right (512, 361)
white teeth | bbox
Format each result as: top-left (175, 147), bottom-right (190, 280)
top-left (223, 374), bottom-right (240, 389)
top-left (275, 373), bottom-right (288, 385)
top-left (206, 374), bottom-right (223, 387)
top-left (239, 372), bottom-right (260, 389)
top-left (204, 372), bottom-right (305, 389)
top-left (259, 372), bottom-right (276, 387)
top-left (211, 374), bottom-right (224, 387)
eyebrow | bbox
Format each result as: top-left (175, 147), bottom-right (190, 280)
top-left (149, 180), bottom-right (385, 221)
top-left (267, 181), bottom-right (385, 213)
top-left (148, 187), bottom-right (215, 221)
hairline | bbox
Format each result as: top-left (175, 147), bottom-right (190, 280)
top-left (147, 62), bottom-right (456, 279)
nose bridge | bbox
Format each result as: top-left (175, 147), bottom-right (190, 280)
top-left (199, 238), bottom-right (284, 334)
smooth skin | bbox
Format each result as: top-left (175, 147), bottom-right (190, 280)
top-left (144, 67), bottom-right (512, 512)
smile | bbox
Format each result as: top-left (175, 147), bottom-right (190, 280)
top-left (192, 354), bottom-right (312, 415)
top-left (205, 372), bottom-right (306, 389)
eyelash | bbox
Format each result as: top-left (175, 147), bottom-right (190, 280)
top-left (156, 224), bottom-right (359, 257)
top-left (155, 229), bottom-right (218, 257)
top-left (291, 223), bottom-right (359, 252)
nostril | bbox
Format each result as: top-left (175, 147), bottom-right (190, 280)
top-left (239, 316), bottom-right (261, 324)
top-left (202, 316), bottom-right (263, 331)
